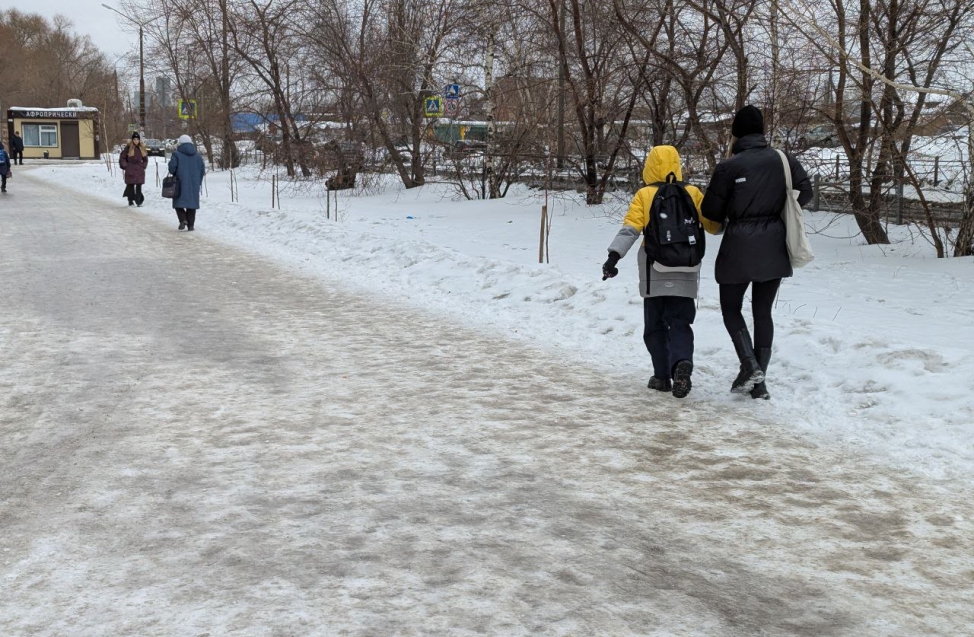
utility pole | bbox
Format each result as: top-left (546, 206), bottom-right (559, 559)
top-left (139, 24), bottom-right (146, 132)
top-left (101, 4), bottom-right (160, 134)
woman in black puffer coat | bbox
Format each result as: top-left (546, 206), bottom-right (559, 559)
top-left (702, 105), bottom-right (813, 400)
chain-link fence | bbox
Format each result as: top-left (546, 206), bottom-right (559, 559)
top-left (796, 154), bottom-right (968, 226)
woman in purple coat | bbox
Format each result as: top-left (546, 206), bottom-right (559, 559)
top-left (119, 131), bottom-right (149, 206)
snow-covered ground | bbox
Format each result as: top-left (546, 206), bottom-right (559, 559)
top-left (30, 159), bottom-right (974, 483)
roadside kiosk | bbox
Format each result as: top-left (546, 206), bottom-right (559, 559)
top-left (6, 101), bottom-right (101, 160)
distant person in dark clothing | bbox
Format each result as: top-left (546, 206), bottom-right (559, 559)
top-left (10, 131), bottom-right (24, 165)
top-left (0, 142), bottom-right (11, 193)
top-left (168, 134), bottom-right (206, 230)
top-left (119, 131), bottom-right (149, 206)
top-left (701, 105), bottom-right (813, 400)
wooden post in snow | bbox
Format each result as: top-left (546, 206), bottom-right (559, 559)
top-left (539, 205), bottom-right (547, 264)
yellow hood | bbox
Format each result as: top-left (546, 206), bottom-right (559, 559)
top-left (642, 145), bottom-right (683, 185)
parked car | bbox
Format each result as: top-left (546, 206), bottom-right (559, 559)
top-left (145, 139), bottom-right (166, 157)
top-left (804, 124), bottom-right (839, 148)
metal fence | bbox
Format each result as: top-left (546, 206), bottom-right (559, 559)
top-left (223, 141), bottom-right (971, 227)
top-left (796, 154), bottom-right (969, 226)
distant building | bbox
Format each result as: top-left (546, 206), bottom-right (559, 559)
top-left (155, 77), bottom-right (172, 108)
top-left (134, 91), bottom-right (154, 109)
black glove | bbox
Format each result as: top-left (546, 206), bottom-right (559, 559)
top-left (602, 252), bottom-right (621, 280)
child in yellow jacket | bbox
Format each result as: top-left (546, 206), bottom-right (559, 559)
top-left (602, 145), bottom-right (721, 398)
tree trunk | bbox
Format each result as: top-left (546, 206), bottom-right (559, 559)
top-left (219, 0), bottom-right (238, 169)
top-left (849, 162), bottom-right (889, 244)
top-left (484, 27), bottom-right (499, 199)
top-left (954, 111), bottom-right (974, 257)
top-left (956, 190), bottom-right (974, 257)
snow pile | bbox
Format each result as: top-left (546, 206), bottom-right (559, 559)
top-left (30, 161), bottom-right (974, 480)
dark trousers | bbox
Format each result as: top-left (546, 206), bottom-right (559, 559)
top-left (1, 174), bottom-right (6, 191)
top-left (12, 150), bottom-right (23, 164)
top-left (719, 279), bottom-right (781, 349)
top-left (643, 296), bottom-right (696, 379)
top-left (124, 183), bottom-right (144, 204)
top-left (176, 208), bottom-right (196, 228)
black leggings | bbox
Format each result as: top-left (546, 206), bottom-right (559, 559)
top-left (719, 279), bottom-right (781, 349)
top-left (125, 183), bottom-right (143, 203)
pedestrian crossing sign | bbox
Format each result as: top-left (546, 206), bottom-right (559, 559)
top-left (424, 96), bottom-right (444, 118)
top-left (178, 99), bottom-right (198, 120)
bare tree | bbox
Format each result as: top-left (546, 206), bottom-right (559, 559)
top-left (303, 0), bottom-right (462, 188)
top-left (781, 0), bottom-right (972, 247)
top-left (541, 0), bottom-right (647, 204)
top-left (747, 0), bottom-right (822, 151)
top-left (164, 0), bottom-right (242, 169)
top-left (614, 0), bottom-right (750, 170)
top-left (228, 0), bottom-right (314, 177)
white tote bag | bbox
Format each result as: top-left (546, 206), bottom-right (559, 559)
top-left (775, 149), bottom-right (814, 268)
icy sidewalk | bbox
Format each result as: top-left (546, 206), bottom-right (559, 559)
top-left (2, 174), bottom-right (973, 635)
top-left (26, 162), bottom-right (974, 482)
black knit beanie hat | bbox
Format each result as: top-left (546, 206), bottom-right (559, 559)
top-left (131, 131), bottom-right (141, 140)
top-left (731, 105), bottom-right (764, 137)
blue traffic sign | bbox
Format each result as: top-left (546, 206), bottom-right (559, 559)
top-left (445, 83), bottom-right (460, 99)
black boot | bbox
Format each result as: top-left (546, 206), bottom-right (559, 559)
top-left (671, 360), bottom-right (693, 399)
top-left (750, 348), bottom-right (772, 400)
top-left (647, 377), bottom-right (672, 392)
top-left (730, 328), bottom-right (764, 393)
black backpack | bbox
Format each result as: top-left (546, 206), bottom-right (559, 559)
top-left (644, 173), bottom-right (705, 268)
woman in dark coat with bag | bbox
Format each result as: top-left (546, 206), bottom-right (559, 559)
top-left (168, 134), bottom-right (206, 231)
top-left (119, 132), bottom-right (149, 206)
top-left (701, 105), bottom-right (813, 400)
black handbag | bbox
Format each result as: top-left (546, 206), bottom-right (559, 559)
top-left (162, 174), bottom-right (180, 199)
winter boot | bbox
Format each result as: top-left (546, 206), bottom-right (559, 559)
top-left (750, 348), bottom-right (772, 400)
top-left (176, 209), bottom-right (187, 230)
top-left (647, 377), bottom-right (672, 392)
top-left (730, 327), bottom-right (764, 394)
top-left (671, 360), bottom-right (693, 399)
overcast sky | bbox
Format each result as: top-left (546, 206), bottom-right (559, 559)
top-left (22, 0), bottom-right (138, 60)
